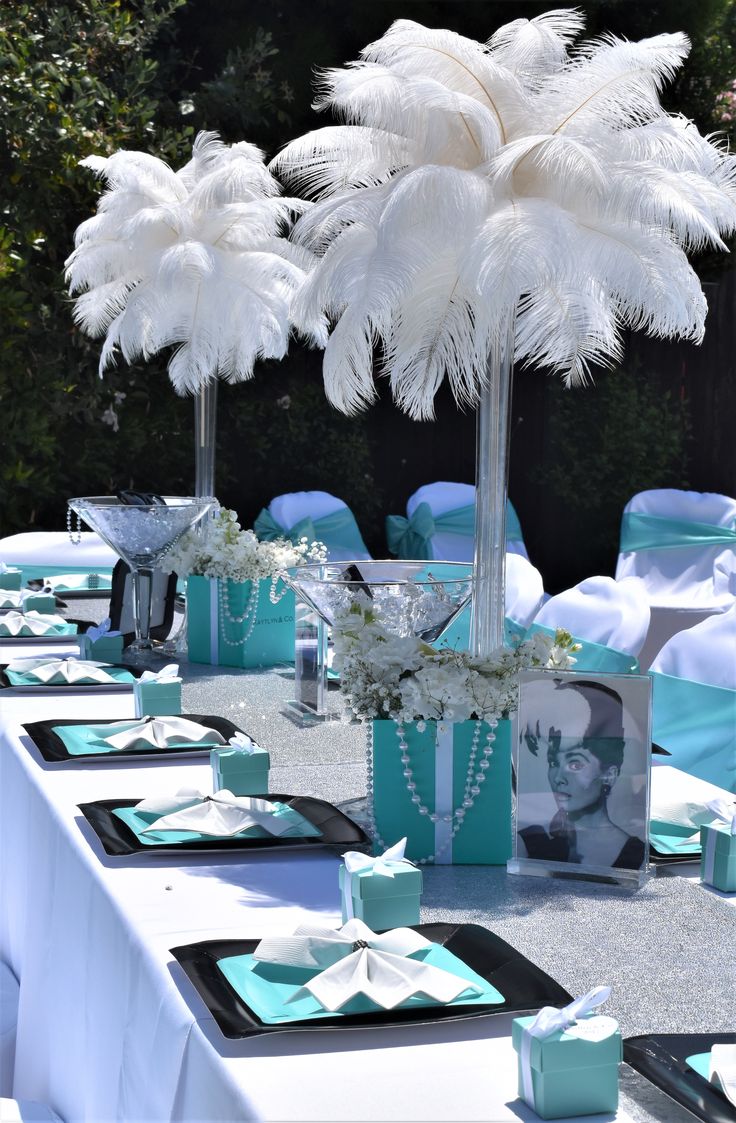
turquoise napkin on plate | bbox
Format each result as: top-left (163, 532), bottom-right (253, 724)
top-left (112, 802), bottom-right (322, 845)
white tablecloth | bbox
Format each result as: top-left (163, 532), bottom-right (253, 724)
top-left (0, 653), bottom-right (712, 1123)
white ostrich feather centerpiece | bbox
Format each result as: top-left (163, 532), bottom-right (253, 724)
top-left (273, 10), bottom-right (736, 420)
top-left (66, 131), bottom-right (313, 394)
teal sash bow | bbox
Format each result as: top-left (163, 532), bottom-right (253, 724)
top-left (620, 512), bottom-right (736, 553)
top-left (524, 623), bottom-right (640, 674)
top-left (254, 506), bottom-right (368, 557)
top-left (386, 499), bottom-right (524, 559)
top-left (651, 671), bottom-right (736, 792)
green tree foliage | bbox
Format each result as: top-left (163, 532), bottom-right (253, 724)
top-left (0, 0), bottom-right (194, 532)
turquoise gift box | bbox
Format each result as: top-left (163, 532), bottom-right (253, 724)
top-left (371, 719), bottom-right (512, 864)
top-left (187, 575), bottom-right (295, 669)
top-left (133, 679), bottom-right (182, 718)
top-left (211, 744), bottom-right (270, 795)
top-left (78, 632), bottom-right (124, 663)
top-left (0, 569), bottom-right (22, 591)
top-left (700, 824), bottom-right (736, 892)
top-left (512, 1014), bottom-right (622, 1119)
top-left (338, 863), bottom-right (422, 928)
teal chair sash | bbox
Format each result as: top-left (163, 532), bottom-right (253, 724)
top-left (650, 671), bottom-right (736, 792)
top-left (386, 499), bottom-right (524, 559)
top-left (620, 512), bottom-right (736, 552)
top-left (523, 623), bottom-right (640, 674)
top-left (254, 505), bottom-right (368, 557)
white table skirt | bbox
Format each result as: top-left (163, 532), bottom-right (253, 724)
top-left (0, 663), bottom-right (689, 1123)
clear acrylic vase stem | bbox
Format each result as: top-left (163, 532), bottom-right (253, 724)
top-left (132, 566), bottom-right (154, 648)
top-left (471, 321), bottom-right (515, 657)
top-left (194, 381), bottom-right (218, 499)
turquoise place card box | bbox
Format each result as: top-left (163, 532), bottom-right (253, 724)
top-left (339, 863), bottom-right (422, 928)
top-left (211, 745), bottom-right (270, 796)
top-left (512, 1014), bottom-right (622, 1119)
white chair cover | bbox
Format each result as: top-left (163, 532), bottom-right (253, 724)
top-left (406, 482), bottom-right (529, 562)
top-left (650, 603), bottom-right (736, 690)
top-left (0, 532), bottom-right (117, 584)
top-left (0, 963), bottom-right (18, 1096)
top-left (267, 491), bottom-right (371, 562)
top-left (0, 1101), bottom-right (63, 1122)
top-left (532, 576), bottom-right (650, 657)
top-left (616, 489), bottom-right (736, 669)
top-left (505, 554), bottom-right (545, 629)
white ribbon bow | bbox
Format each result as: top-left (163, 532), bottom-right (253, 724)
top-left (341, 838), bottom-right (414, 920)
top-left (710, 1044), bottom-right (736, 1107)
top-left (137, 789), bottom-right (298, 838)
top-left (520, 987), bottom-right (613, 1110)
top-left (5, 655), bottom-right (116, 684)
top-left (93, 716), bottom-right (226, 752)
top-left (0, 611), bottom-right (69, 637)
top-left (137, 663), bottom-right (181, 684)
top-left (227, 732), bottom-right (259, 754)
top-left (0, 562), bottom-right (14, 574)
top-left (84, 617), bottom-right (121, 643)
top-left (253, 918), bottom-right (483, 1013)
top-left (705, 798), bottom-right (736, 836)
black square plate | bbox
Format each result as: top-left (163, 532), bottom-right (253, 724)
top-left (624, 1033), bottom-right (736, 1123)
top-left (170, 921), bottom-right (573, 1039)
top-left (78, 794), bottom-right (369, 856)
top-left (23, 713), bottom-right (246, 764)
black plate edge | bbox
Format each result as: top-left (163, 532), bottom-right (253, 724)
top-left (22, 713), bottom-right (250, 764)
top-left (170, 922), bottom-right (574, 1039)
top-left (1, 659), bottom-right (142, 690)
top-left (78, 794), bottom-right (370, 857)
top-left (624, 1033), bottom-right (736, 1123)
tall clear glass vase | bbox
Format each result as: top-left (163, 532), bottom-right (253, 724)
top-left (194, 380), bottom-right (218, 499)
top-left (471, 320), bottom-right (515, 657)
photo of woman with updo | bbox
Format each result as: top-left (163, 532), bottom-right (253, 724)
top-left (515, 674), bottom-right (648, 872)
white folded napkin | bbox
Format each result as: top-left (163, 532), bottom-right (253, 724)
top-left (0, 610), bottom-right (69, 637)
top-left (710, 1044), bottom-right (736, 1106)
top-left (42, 573), bottom-right (109, 592)
top-left (5, 655), bottom-right (117, 685)
top-left (94, 716), bottom-right (227, 752)
top-left (650, 766), bottom-right (736, 836)
top-left (253, 918), bottom-right (483, 1012)
top-left (0, 589), bottom-right (38, 610)
top-left (137, 789), bottom-right (299, 837)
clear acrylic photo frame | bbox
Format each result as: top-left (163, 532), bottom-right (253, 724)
top-left (508, 669), bottom-right (652, 888)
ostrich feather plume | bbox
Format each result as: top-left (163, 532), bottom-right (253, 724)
top-left (66, 131), bottom-right (312, 394)
top-left (272, 12), bottom-right (736, 418)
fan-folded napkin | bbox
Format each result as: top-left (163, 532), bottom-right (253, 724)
top-left (650, 766), bottom-right (736, 840)
top-left (0, 611), bottom-right (72, 637)
top-left (137, 790), bottom-right (300, 837)
top-left (5, 655), bottom-right (117, 684)
top-left (92, 716), bottom-right (227, 752)
top-left (0, 589), bottom-right (40, 610)
top-left (710, 1045), bottom-right (736, 1107)
top-left (253, 918), bottom-right (483, 1012)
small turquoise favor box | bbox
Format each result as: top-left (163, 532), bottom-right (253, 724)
top-left (512, 1014), bottom-right (622, 1120)
top-left (211, 744), bottom-right (270, 795)
top-left (133, 679), bottom-right (182, 718)
top-left (0, 568), bottom-right (22, 591)
top-left (700, 824), bottom-right (736, 892)
top-left (21, 593), bottom-right (57, 614)
top-left (338, 863), bottom-right (423, 929)
top-left (78, 633), bottom-right (124, 663)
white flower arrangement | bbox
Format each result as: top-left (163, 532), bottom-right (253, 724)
top-left (162, 507), bottom-right (326, 583)
top-left (333, 601), bottom-right (579, 724)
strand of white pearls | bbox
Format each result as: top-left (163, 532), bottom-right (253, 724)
top-left (218, 578), bottom-right (259, 648)
top-left (67, 508), bottom-right (82, 544)
top-left (365, 717), bottom-right (497, 865)
top-left (269, 572), bottom-right (289, 605)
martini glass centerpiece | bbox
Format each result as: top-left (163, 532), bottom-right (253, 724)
top-left (68, 496), bottom-right (214, 658)
top-left (285, 560), bottom-right (474, 642)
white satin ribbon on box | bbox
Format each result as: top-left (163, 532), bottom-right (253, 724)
top-left (136, 663), bottom-right (181, 685)
top-left (341, 838), bottom-right (414, 921)
top-left (210, 579), bottom-right (219, 663)
top-left (0, 611), bottom-right (69, 637)
top-left (519, 987), bottom-right (614, 1111)
top-left (434, 722), bottom-right (455, 864)
top-left (703, 798), bottom-right (736, 884)
top-left (137, 790), bottom-right (297, 837)
top-left (253, 918), bottom-right (483, 1013)
top-left (98, 716), bottom-right (226, 752)
top-left (228, 732), bottom-right (259, 753)
top-left (710, 1044), bottom-right (736, 1107)
top-left (5, 655), bottom-right (117, 685)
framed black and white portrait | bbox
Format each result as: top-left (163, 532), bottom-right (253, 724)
top-left (509, 670), bottom-right (652, 886)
